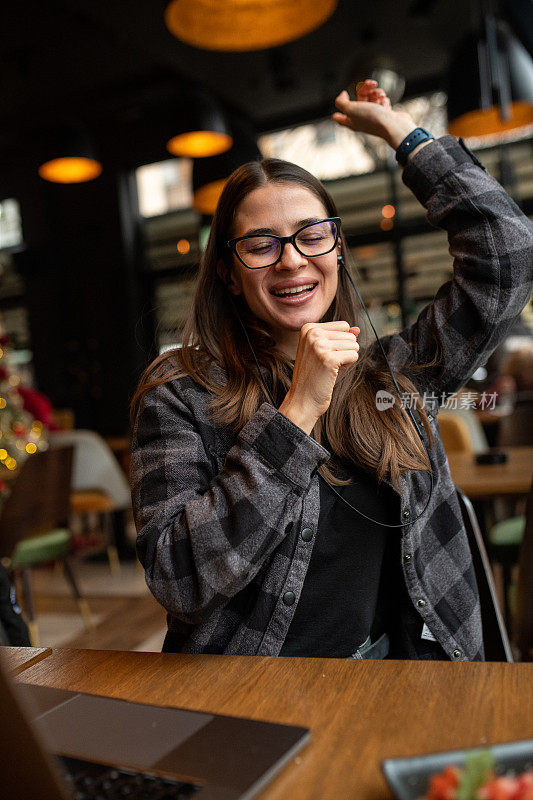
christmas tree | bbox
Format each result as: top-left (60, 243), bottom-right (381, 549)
top-left (0, 332), bottom-right (48, 510)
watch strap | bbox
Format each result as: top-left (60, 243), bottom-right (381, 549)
top-left (395, 128), bottom-right (434, 166)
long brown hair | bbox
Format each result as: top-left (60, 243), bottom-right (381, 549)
top-left (131, 158), bottom-right (438, 492)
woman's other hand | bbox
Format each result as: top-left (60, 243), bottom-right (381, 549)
top-left (332, 79), bottom-right (419, 150)
top-left (278, 321), bottom-right (360, 434)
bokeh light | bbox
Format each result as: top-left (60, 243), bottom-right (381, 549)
top-left (177, 239), bottom-right (190, 255)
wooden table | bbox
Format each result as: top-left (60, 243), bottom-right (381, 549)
top-left (447, 446), bottom-right (533, 499)
top-left (14, 648), bottom-right (533, 800)
top-left (2, 646), bottom-right (51, 674)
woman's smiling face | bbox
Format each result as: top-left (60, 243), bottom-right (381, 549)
top-left (228, 182), bottom-right (340, 358)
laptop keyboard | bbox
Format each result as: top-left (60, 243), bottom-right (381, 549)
top-left (59, 755), bottom-right (202, 799)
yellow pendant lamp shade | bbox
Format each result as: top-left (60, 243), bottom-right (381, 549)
top-left (38, 157), bottom-right (102, 184)
top-left (193, 178), bottom-right (228, 215)
top-left (193, 122), bottom-right (261, 216)
top-left (166, 89), bottom-right (233, 158)
top-left (448, 103), bottom-right (533, 138)
top-left (448, 21), bottom-right (533, 140)
top-left (38, 122), bottom-right (103, 184)
top-left (165, 0), bottom-right (338, 51)
top-left (167, 130), bottom-right (232, 158)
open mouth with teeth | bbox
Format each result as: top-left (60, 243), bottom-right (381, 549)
top-left (270, 282), bottom-right (318, 300)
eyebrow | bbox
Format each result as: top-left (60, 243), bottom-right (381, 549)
top-left (241, 217), bottom-right (324, 237)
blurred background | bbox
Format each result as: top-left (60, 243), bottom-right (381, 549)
top-left (0, 0), bottom-right (532, 657)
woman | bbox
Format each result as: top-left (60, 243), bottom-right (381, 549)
top-left (131, 81), bottom-right (533, 660)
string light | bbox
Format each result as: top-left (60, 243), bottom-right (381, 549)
top-left (382, 204), bottom-right (395, 219)
top-left (177, 239), bottom-right (190, 254)
top-left (0, 449), bottom-right (7, 461)
top-left (25, 443), bottom-right (37, 455)
top-left (0, 398), bottom-right (6, 409)
top-left (380, 218), bottom-right (394, 231)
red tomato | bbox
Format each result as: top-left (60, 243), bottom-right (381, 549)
top-left (477, 776), bottom-right (519, 800)
top-left (515, 772), bottom-right (533, 800)
top-left (427, 766), bottom-right (460, 800)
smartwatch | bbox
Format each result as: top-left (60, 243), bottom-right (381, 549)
top-left (395, 128), bottom-right (434, 167)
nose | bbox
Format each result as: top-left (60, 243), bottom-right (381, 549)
top-left (276, 241), bottom-right (307, 270)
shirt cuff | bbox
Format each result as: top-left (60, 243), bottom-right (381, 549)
top-left (238, 402), bottom-right (330, 489)
top-left (401, 135), bottom-right (485, 207)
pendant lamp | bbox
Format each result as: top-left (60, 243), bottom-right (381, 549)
top-left (192, 124), bottom-right (261, 215)
top-left (448, 18), bottom-right (533, 139)
top-left (38, 122), bottom-right (102, 184)
top-left (164, 0), bottom-right (338, 51)
top-left (166, 89), bottom-right (233, 158)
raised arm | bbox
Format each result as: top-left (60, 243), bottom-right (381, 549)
top-left (333, 81), bottom-right (533, 402)
top-left (396, 136), bottom-right (533, 400)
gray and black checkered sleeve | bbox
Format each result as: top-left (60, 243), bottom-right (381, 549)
top-left (398, 135), bottom-right (533, 403)
top-left (131, 383), bottom-right (330, 624)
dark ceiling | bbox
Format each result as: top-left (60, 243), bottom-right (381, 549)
top-left (2, 0), bottom-right (530, 158)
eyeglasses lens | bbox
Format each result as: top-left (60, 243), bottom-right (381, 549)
top-left (236, 220), bottom-right (337, 268)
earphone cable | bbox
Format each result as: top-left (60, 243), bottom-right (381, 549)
top-left (228, 290), bottom-right (434, 528)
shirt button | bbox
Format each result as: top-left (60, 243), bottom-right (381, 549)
top-left (283, 591), bottom-right (296, 606)
top-left (404, 553), bottom-right (412, 562)
top-left (403, 509), bottom-right (411, 519)
top-left (417, 599), bottom-right (426, 607)
top-left (453, 649), bottom-right (462, 659)
top-left (300, 527), bottom-right (313, 542)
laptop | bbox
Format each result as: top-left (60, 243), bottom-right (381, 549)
top-left (1, 652), bottom-right (310, 800)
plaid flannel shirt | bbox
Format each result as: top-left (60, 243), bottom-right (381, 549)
top-left (131, 136), bottom-right (533, 660)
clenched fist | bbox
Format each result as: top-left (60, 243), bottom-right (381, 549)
top-left (279, 321), bottom-right (360, 434)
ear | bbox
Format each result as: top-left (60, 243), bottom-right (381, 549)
top-left (217, 258), bottom-right (242, 296)
top-left (217, 258), bottom-right (241, 295)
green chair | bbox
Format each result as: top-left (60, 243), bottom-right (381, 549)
top-left (488, 513), bottom-right (525, 635)
top-left (0, 446), bottom-right (93, 646)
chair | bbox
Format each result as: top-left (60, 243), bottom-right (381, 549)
top-left (439, 414), bottom-right (473, 453)
top-left (0, 447), bottom-right (93, 645)
top-left (48, 430), bottom-right (133, 572)
top-left (514, 485), bottom-right (533, 661)
top-left (492, 484), bottom-right (533, 661)
top-left (456, 488), bottom-right (513, 662)
top-left (488, 514), bottom-right (524, 632)
top-left (446, 395), bottom-right (489, 453)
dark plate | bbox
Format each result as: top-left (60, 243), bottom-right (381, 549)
top-left (382, 740), bottom-right (533, 800)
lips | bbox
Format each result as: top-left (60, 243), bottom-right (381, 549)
top-left (269, 283), bottom-right (319, 305)
top-left (270, 281), bottom-right (318, 298)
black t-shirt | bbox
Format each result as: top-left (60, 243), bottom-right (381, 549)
top-left (279, 465), bottom-right (402, 657)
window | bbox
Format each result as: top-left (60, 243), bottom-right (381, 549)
top-left (258, 92), bottom-right (448, 180)
top-left (136, 158), bottom-right (193, 218)
top-left (0, 199), bottom-right (23, 251)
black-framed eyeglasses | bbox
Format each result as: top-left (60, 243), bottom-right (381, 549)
top-left (226, 217), bottom-right (341, 269)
